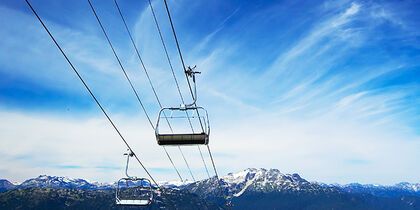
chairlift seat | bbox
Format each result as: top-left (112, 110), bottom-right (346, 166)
top-left (157, 133), bottom-right (209, 145)
top-left (115, 176), bottom-right (153, 206)
top-left (155, 106), bottom-right (210, 146)
top-left (116, 199), bottom-right (151, 206)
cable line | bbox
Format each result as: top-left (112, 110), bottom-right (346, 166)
top-left (147, 0), bottom-right (197, 134)
top-left (146, 0), bottom-right (203, 182)
top-left (89, 0), bottom-right (185, 187)
top-left (147, 0), bottom-right (211, 181)
top-left (88, 0), bottom-right (153, 128)
top-left (158, 0), bottom-right (211, 179)
top-left (198, 144), bottom-right (211, 178)
top-left (207, 145), bottom-right (230, 209)
top-left (161, 0), bottom-right (204, 132)
top-left (24, 1), bottom-right (175, 208)
top-left (163, 146), bottom-right (183, 182)
top-left (162, 0), bottom-right (193, 98)
top-left (113, 0), bottom-right (183, 182)
top-left (147, 0), bottom-right (185, 106)
top-left (162, 0), bottom-right (229, 208)
top-left (113, 0), bottom-right (170, 132)
top-left (146, 0), bottom-right (197, 132)
top-left (178, 146), bottom-right (195, 182)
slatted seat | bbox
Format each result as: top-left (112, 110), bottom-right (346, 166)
top-left (157, 133), bottom-right (209, 145)
top-left (115, 178), bottom-right (153, 206)
top-left (116, 199), bottom-right (151, 206)
top-left (116, 153), bottom-right (153, 207)
top-left (155, 106), bottom-right (210, 146)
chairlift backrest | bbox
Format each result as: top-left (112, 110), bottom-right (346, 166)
top-left (115, 177), bottom-right (153, 206)
top-left (155, 65), bottom-right (210, 146)
top-left (115, 151), bottom-right (153, 206)
top-left (155, 106), bottom-right (210, 146)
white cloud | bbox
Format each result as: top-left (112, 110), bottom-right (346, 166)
top-left (336, 91), bottom-right (368, 108)
top-left (262, 2), bottom-right (361, 83)
top-left (343, 2), bottom-right (360, 16)
top-left (2, 95), bottom-right (419, 185)
top-left (1, 0), bottom-right (419, 186)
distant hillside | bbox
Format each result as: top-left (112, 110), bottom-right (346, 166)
top-left (185, 168), bottom-right (420, 209)
top-left (1, 168), bottom-right (420, 209)
top-left (17, 175), bottom-right (112, 190)
top-left (0, 188), bottom-right (220, 210)
top-left (328, 182), bottom-right (420, 198)
top-left (0, 180), bottom-right (16, 193)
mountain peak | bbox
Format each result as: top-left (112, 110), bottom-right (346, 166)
top-left (19, 174), bottom-right (111, 190)
top-left (0, 179), bottom-right (16, 192)
top-left (222, 168), bottom-right (307, 185)
top-left (184, 168), bottom-right (323, 198)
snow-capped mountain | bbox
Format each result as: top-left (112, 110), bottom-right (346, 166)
top-left (158, 180), bottom-right (193, 189)
top-left (0, 179), bottom-right (16, 192)
top-left (1, 169), bottom-right (419, 199)
top-left (184, 168), bottom-right (337, 199)
top-left (2, 170), bottom-right (420, 209)
top-left (325, 182), bottom-right (420, 197)
top-left (18, 175), bottom-right (113, 190)
top-left (396, 182), bottom-right (420, 192)
top-left (221, 168), bottom-right (332, 196)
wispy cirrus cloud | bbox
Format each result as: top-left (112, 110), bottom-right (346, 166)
top-left (0, 0), bottom-right (419, 184)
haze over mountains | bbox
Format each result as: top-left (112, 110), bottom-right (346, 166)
top-left (1, 168), bottom-right (420, 209)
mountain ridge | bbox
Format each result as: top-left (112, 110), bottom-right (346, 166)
top-left (0, 180), bottom-right (16, 193)
top-left (2, 168), bottom-right (420, 198)
top-left (2, 169), bottom-right (420, 209)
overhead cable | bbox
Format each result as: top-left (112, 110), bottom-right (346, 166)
top-left (146, 0), bottom-right (202, 181)
top-left (161, 0), bottom-right (230, 208)
top-left (25, 0), bottom-right (174, 207)
top-left (113, 0), bottom-right (183, 182)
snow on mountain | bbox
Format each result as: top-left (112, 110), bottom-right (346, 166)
top-left (158, 180), bottom-right (193, 189)
top-left (1, 175), bottom-right (188, 192)
top-left (0, 179), bottom-right (16, 192)
top-left (222, 168), bottom-right (332, 196)
top-left (324, 182), bottom-right (420, 197)
top-left (184, 168), bottom-right (420, 199)
top-left (1, 169), bottom-right (419, 199)
top-left (18, 175), bottom-right (113, 190)
top-left (395, 182), bottom-right (420, 192)
top-left (184, 168), bottom-right (334, 199)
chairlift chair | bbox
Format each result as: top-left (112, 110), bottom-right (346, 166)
top-left (155, 106), bottom-right (210, 145)
top-left (115, 151), bottom-right (153, 206)
top-left (155, 66), bottom-right (210, 146)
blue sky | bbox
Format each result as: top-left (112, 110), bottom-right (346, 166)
top-left (0, 0), bottom-right (419, 185)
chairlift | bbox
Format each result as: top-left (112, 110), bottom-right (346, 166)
top-left (155, 66), bottom-right (210, 146)
top-left (115, 150), bottom-right (153, 206)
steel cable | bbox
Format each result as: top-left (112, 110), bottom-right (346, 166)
top-left (161, 0), bottom-right (230, 208)
top-left (113, 0), bottom-right (183, 182)
top-left (87, 0), bottom-right (154, 129)
top-left (24, 0), bottom-right (175, 208)
top-left (146, 0), bottom-right (205, 182)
